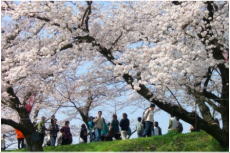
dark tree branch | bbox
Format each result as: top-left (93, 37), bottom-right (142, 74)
top-left (1, 118), bottom-right (24, 132)
top-left (203, 67), bottom-right (213, 91)
top-left (203, 90), bottom-right (223, 104)
top-left (109, 32), bottom-right (123, 50)
top-left (197, 99), bottom-right (215, 123)
top-left (166, 86), bottom-right (183, 109)
top-left (2, 1), bottom-right (15, 11)
top-left (80, 1), bottom-right (92, 32)
top-left (172, 1), bottom-right (182, 5)
top-left (6, 86), bottom-right (21, 108)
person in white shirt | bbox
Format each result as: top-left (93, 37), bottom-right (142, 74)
top-left (93, 111), bottom-right (105, 141)
top-left (136, 117), bottom-right (144, 138)
top-left (168, 115), bottom-right (179, 132)
top-left (142, 104), bottom-right (155, 137)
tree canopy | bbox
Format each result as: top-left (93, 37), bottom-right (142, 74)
top-left (1, 1), bottom-right (229, 149)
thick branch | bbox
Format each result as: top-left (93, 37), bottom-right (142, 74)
top-left (203, 67), bottom-right (213, 91)
top-left (203, 90), bottom-right (223, 104)
top-left (6, 86), bottom-right (21, 109)
top-left (172, 1), bottom-right (182, 5)
top-left (1, 118), bottom-right (24, 131)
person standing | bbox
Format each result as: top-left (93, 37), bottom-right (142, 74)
top-left (50, 115), bottom-right (56, 124)
top-left (1, 134), bottom-right (6, 151)
top-left (176, 117), bottom-right (183, 133)
top-left (87, 116), bottom-right (95, 142)
top-left (56, 132), bottom-right (63, 145)
top-left (153, 121), bottom-right (162, 136)
top-left (136, 117), bottom-right (144, 138)
top-left (168, 115), bottom-right (179, 132)
top-left (101, 121), bottom-right (109, 141)
top-left (93, 111), bottom-right (104, 141)
top-left (36, 116), bottom-right (47, 145)
top-left (110, 114), bottom-right (121, 140)
top-left (49, 119), bottom-right (59, 146)
top-left (142, 104), bottom-right (155, 137)
top-left (15, 129), bottom-right (25, 149)
top-left (119, 113), bottom-right (130, 140)
top-left (60, 121), bottom-right (72, 145)
top-left (80, 124), bottom-right (88, 143)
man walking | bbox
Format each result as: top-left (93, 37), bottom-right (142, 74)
top-left (142, 104), bottom-right (155, 137)
top-left (93, 111), bottom-right (104, 141)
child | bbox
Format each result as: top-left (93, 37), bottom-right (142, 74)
top-left (136, 117), bottom-right (144, 137)
top-left (80, 124), bottom-right (88, 143)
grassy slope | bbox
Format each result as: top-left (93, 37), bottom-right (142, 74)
top-left (11, 131), bottom-right (227, 152)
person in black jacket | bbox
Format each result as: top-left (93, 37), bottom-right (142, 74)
top-left (80, 124), bottom-right (88, 143)
top-left (119, 113), bottom-right (130, 140)
top-left (110, 114), bottom-right (121, 140)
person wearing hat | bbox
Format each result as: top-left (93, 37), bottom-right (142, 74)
top-left (142, 104), bottom-right (155, 137)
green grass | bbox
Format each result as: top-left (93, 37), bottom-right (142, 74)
top-left (8, 131), bottom-right (228, 152)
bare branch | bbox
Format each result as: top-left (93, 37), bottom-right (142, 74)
top-left (80, 1), bottom-right (93, 32)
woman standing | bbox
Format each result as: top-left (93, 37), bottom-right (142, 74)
top-left (60, 121), bottom-right (72, 145)
top-left (110, 114), bottom-right (121, 140)
top-left (119, 113), bottom-right (130, 140)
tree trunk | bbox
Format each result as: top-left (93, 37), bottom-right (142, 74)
top-left (25, 132), bottom-right (43, 151)
top-left (220, 111), bottom-right (229, 148)
top-left (196, 119), bottom-right (228, 148)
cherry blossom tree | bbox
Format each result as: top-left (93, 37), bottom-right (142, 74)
top-left (1, 1), bottom-right (228, 148)
top-left (49, 60), bottom-right (128, 126)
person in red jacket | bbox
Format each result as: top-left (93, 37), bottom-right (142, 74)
top-left (15, 129), bottom-right (25, 149)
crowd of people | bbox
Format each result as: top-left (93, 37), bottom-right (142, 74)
top-left (1, 104), bottom-right (188, 150)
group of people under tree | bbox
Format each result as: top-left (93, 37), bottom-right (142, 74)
top-left (81, 104), bottom-right (183, 143)
top-left (2, 104), bottom-right (187, 150)
top-left (35, 115), bottom-right (73, 146)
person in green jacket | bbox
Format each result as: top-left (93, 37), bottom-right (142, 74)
top-left (101, 119), bottom-right (109, 141)
top-left (87, 116), bottom-right (95, 142)
top-left (36, 116), bottom-right (47, 144)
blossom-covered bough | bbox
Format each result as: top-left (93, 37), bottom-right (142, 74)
top-left (1, 1), bottom-right (229, 150)
top-left (50, 61), bottom-right (129, 126)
